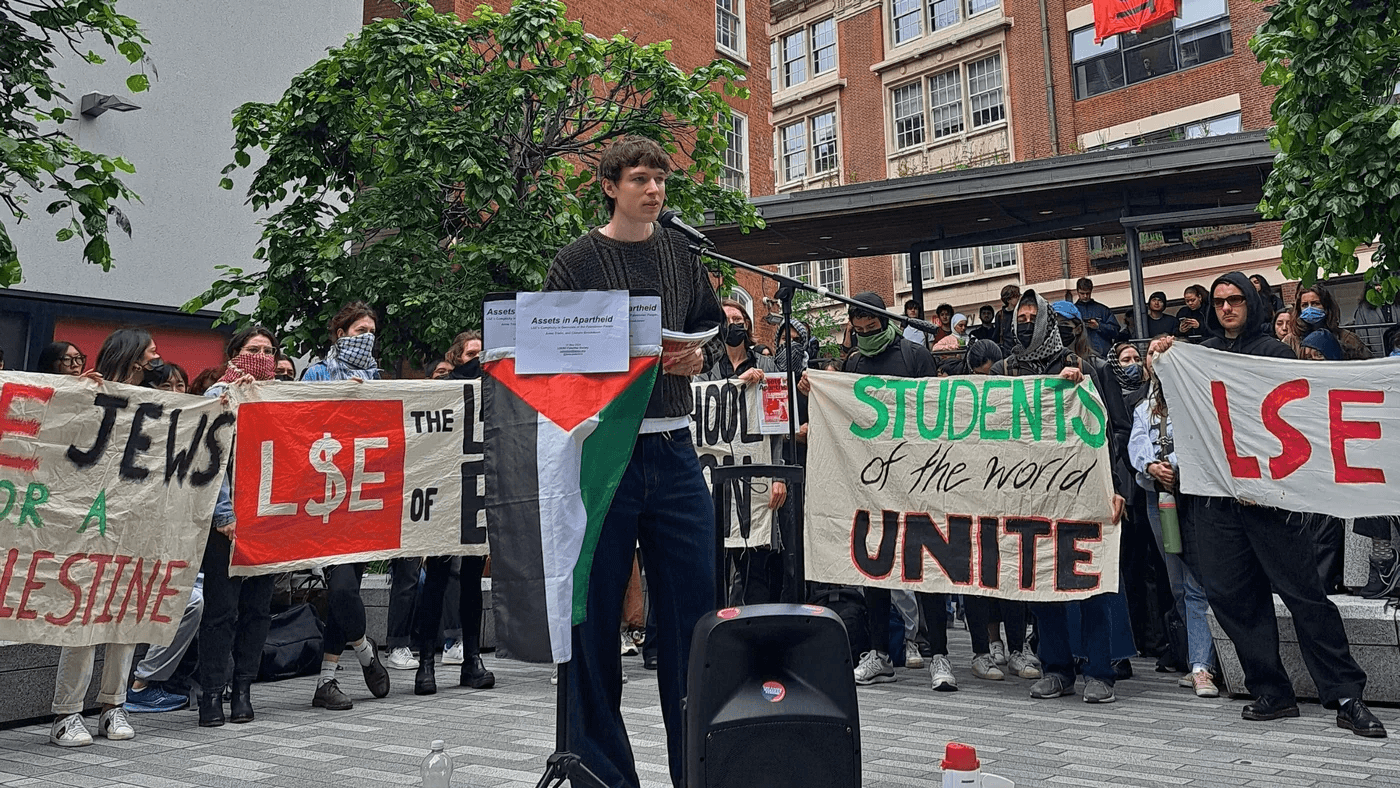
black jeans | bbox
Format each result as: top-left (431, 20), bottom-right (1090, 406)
top-left (1185, 496), bottom-right (1366, 707)
top-left (324, 563), bottom-right (367, 655)
top-left (412, 555), bottom-right (486, 656)
top-left (386, 558), bottom-right (422, 649)
top-left (197, 529), bottom-right (274, 691)
top-left (964, 597), bottom-right (1026, 654)
top-left (866, 589), bottom-right (947, 655)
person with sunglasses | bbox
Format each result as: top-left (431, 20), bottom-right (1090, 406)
top-left (1149, 272), bottom-right (1385, 738)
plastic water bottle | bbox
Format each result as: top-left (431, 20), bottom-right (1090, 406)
top-left (1158, 492), bottom-right (1182, 554)
top-left (421, 740), bottom-right (453, 787)
top-left (940, 742), bottom-right (1014, 788)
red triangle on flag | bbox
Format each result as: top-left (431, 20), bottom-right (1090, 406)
top-left (484, 356), bottom-right (659, 432)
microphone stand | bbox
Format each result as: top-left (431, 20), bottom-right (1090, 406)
top-left (688, 244), bottom-right (937, 595)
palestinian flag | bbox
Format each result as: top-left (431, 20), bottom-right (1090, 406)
top-left (483, 354), bottom-right (659, 664)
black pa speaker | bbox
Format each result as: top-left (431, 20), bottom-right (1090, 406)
top-left (684, 603), bottom-right (861, 788)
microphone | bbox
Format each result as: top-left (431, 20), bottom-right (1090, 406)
top-left (659, 209), bottom-right (714, 248)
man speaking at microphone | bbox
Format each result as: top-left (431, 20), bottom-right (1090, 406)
top-left (544, 135), bottom-right (726, 788)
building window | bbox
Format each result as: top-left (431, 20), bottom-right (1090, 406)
top-left (900, 245), bottom-right (1019, 283)
top-left (779, 110), bottom-right (840, 185)
top-left (892, 82), bottom-right (926, 150)
top-left (966, 0), bottom-right (998, 15)
top-left (892, 0), bottom-right (923, 45)
top-left (721, 113), bottom-right (748, 193)
top-left (967, 54), bottom-right (1004, 128)
top-left (930, 0), bottom-right (961, 32)
top-left (770, 41), bottom-right (778, 93)
top-left (1093, 111), bottom-right (1242, 150)
top-left (781, 120), bottom-right (807, 182)
top-left (929, 69), bottom-right (963, 139)
top-left (786, 261), bottom-right (812, 285)
top-left (782, 29), bottom-right (807, 88)
top-left (811, 18), bottom-right (837, 75)
top-left (891, 54), bottom-right (1004, 150)
top-left (811, 111), bottom-right (839, 174)
top-left (717, 0), bottom-right (744, 56)
top-left (817, 259), bottom-right (846, 296)
top-left (1071, 0), bottom-right (1232, 100)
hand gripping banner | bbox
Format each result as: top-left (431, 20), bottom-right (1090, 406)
top-left (228, 379), bottom-right (488, 574)
top-left (0, 373), bottom-right (233, 647)
top-left (804, 370), bottom-right (1119, 601)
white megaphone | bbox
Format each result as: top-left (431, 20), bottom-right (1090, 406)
top-left (940, 742), bottom-right (1015, 788)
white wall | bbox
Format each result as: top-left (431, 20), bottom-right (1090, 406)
top-left (4, 0), bottom-right (363, 308)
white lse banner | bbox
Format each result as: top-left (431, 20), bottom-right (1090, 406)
top-left (1155, 343), bottom-right (1400, 518)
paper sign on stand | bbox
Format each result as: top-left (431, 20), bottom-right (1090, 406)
top-left (515, 291), bottom-right (629, 375)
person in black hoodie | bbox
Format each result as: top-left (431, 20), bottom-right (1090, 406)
top-left (1150, 272), bottom-right (1385, 738)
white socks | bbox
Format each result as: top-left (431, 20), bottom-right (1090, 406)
top-left (319, 659), bottom-right (337, 686)
top-left (352, 639), bottom-right (375, 668)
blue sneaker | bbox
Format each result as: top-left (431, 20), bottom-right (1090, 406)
top-left (124, 685), bottom-right (189, 713)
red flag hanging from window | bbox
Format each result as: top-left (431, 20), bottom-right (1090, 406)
top-left (1093, 0), bottom-right (1179, 43)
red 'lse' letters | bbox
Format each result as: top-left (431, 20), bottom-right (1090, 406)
top-left (1210, 381), bottom-right (1261, 479)
top-left (1262, 379), bottom-right (1311, 480)
top-left (1329, 389), bottom-right (1385, 484)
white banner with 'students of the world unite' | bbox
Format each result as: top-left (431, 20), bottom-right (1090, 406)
top-left (1154, 343), bottom-right (1399, 519)
top-left (805, 369), bottom-right (1119, 601)
top-left (0, 373), bottom-right (233, 647)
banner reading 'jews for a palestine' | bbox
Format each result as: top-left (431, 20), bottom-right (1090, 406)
top-left (229, 379), bottom-right (487, 575)
top-left (1154, 343), bottom-right (1398, 519)
top-left (805, 370), bottom-right (1119, 601)
top-left (691, 379), bottom-right (776, 550)
top-left (0, 373), bottom-right (232, 647)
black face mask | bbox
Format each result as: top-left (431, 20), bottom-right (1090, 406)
top-left (1015, 323), bottom-right (1036, 348)
top-left (140, 358), bottom-right (167, 388)
top-left (274, 374), bottom-right (294, 382)
top-left (724, 323), bottom-right (748, 347)
top-left (1058, 324), bottom-right (1078, 346)
top-left (457, 358), bottom-right (482, 380)
top-left (774, 341), bottom-right (806, 372)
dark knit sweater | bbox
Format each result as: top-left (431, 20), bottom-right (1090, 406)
top-left (544, 224), bottom-right (724, 420)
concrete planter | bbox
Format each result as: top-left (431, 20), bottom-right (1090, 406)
top-left (0, 643), bottom-right (107, 728)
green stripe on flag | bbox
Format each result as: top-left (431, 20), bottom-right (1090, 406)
top-left (571, 364), bottom-right (659, 625)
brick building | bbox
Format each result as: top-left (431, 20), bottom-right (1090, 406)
top-left (763, 0), bottom-right (1368, 338)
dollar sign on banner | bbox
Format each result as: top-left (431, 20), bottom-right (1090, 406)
top-left (305, 432), bottom-right (347, 523)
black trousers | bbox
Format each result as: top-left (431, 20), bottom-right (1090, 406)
top-left (323, 563), bottom-right (367, 655)
top-left (964, 597), bottom-right (1026, 654)
top-left (1354, 516), bottom-right (1394, 541)
top-left (412, 555), bottom-right (486, 656)
top-left (386, 557), bottom-right (422, 649)
top-left (1185, 496), bottom-right (1365, 707)
top-left (197, 529), bottom-right (274, 690)
top-left (867, 589), bottom-right (947, 656)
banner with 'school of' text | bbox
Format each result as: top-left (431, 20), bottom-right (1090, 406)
top-left (1154, 342), bottom-right (1398, 519)
top-left (805, 370), bottom-right (1119, 601)
top-left (690, 379), bottom-right (775, 550)
top-left (0, 373), bottom-right (233, 647)
top-left (228, 379), bottom-right (488, 575)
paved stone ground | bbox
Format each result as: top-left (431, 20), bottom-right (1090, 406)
top-left (2, 628), bottom-right (1398, 788)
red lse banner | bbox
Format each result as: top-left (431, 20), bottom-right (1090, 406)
top-left (1093, 0), bottom-right (1178, 43)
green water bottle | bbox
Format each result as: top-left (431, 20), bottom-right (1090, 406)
top-left (1158, 491), bottom-right (1182, 555)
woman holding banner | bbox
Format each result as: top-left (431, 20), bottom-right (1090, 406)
top-left (49, 329), bottom-right (164, 746)
top-left (300, 302), bottom-right (393, 711)
top-left (194, 326), bottom-right (281, 727)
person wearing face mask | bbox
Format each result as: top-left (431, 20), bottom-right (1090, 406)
top-left (992, 293), bottom-right (1134, 704)
top-left (1108, 342), bottom-right (1147, 408)
top-left (299, 302), bottom-right (393, 711)
top-left (1287, 282), bottom-right (1370, 360)
top-left (192, 326), bottom-right (281, 727)
top-left (274, 353), bottom-right (297, 381)
top-left (50, 328), bottom-right (166, 745)
top-left (446, 330), bottom-right (483, 380)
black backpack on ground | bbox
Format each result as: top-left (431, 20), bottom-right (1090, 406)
top-left (807, 585), bottom-right (870, 661)
top-left (259, 603), bottom-right (326, 681)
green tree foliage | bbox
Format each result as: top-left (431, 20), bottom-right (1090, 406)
top-left (187, 0), bottom-right (762, 365)
top-left (0, 0), bottom-right (150, 286)
top-left (1254, 0), bottom-right (1400, 303)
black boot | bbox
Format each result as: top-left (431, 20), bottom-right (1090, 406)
top-left (415, 655), bottom-right (437, 696)
top-left (460, 655), bottom-right (495, 689)
top-left (229, 679), bottom-right (254, 724)
top-left (198, 692), bottom-right (225, 728)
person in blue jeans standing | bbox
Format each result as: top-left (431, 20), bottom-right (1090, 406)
top-left (543, 135), bottom-right (724, 788)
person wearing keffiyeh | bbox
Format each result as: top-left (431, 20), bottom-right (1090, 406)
top-left (298, 302), bottom-right (393, 712)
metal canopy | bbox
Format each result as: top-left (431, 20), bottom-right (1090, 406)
top-left (704, 130), bottom-right (1274, 266)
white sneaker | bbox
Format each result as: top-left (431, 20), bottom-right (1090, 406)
top-left (989, 641), bottom-right (1008, 666)
top-left (903, 640), bottom-right (924, 670)
top-left (928, 655), bottom-right (958, 692)
top-left (1008, 650), bottom-right (1043, 679)
top-left (550, 665), bottom-right (558, 685)
top-left (853, 650), bottom-right (896, 685)
top-left (98, 706), bottom-right (135, 740)
top-left (50, 713), bottom-right (92, 747)
top-left (971, 653), bottom-right (1005, 681)
top-left (442, 641), bottom-right (465, 665)
top-left (384, 646), bottom-right (419, 670)
top-left (620, 633), bottom-right (639, 656)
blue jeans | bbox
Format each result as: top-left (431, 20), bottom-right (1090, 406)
top-left (1033, 588), bottom-right (1132, 687)
top-left (567, 429), bottom-right (716, 788)
top-left (1146, 496), bottom-right (1216, 671)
